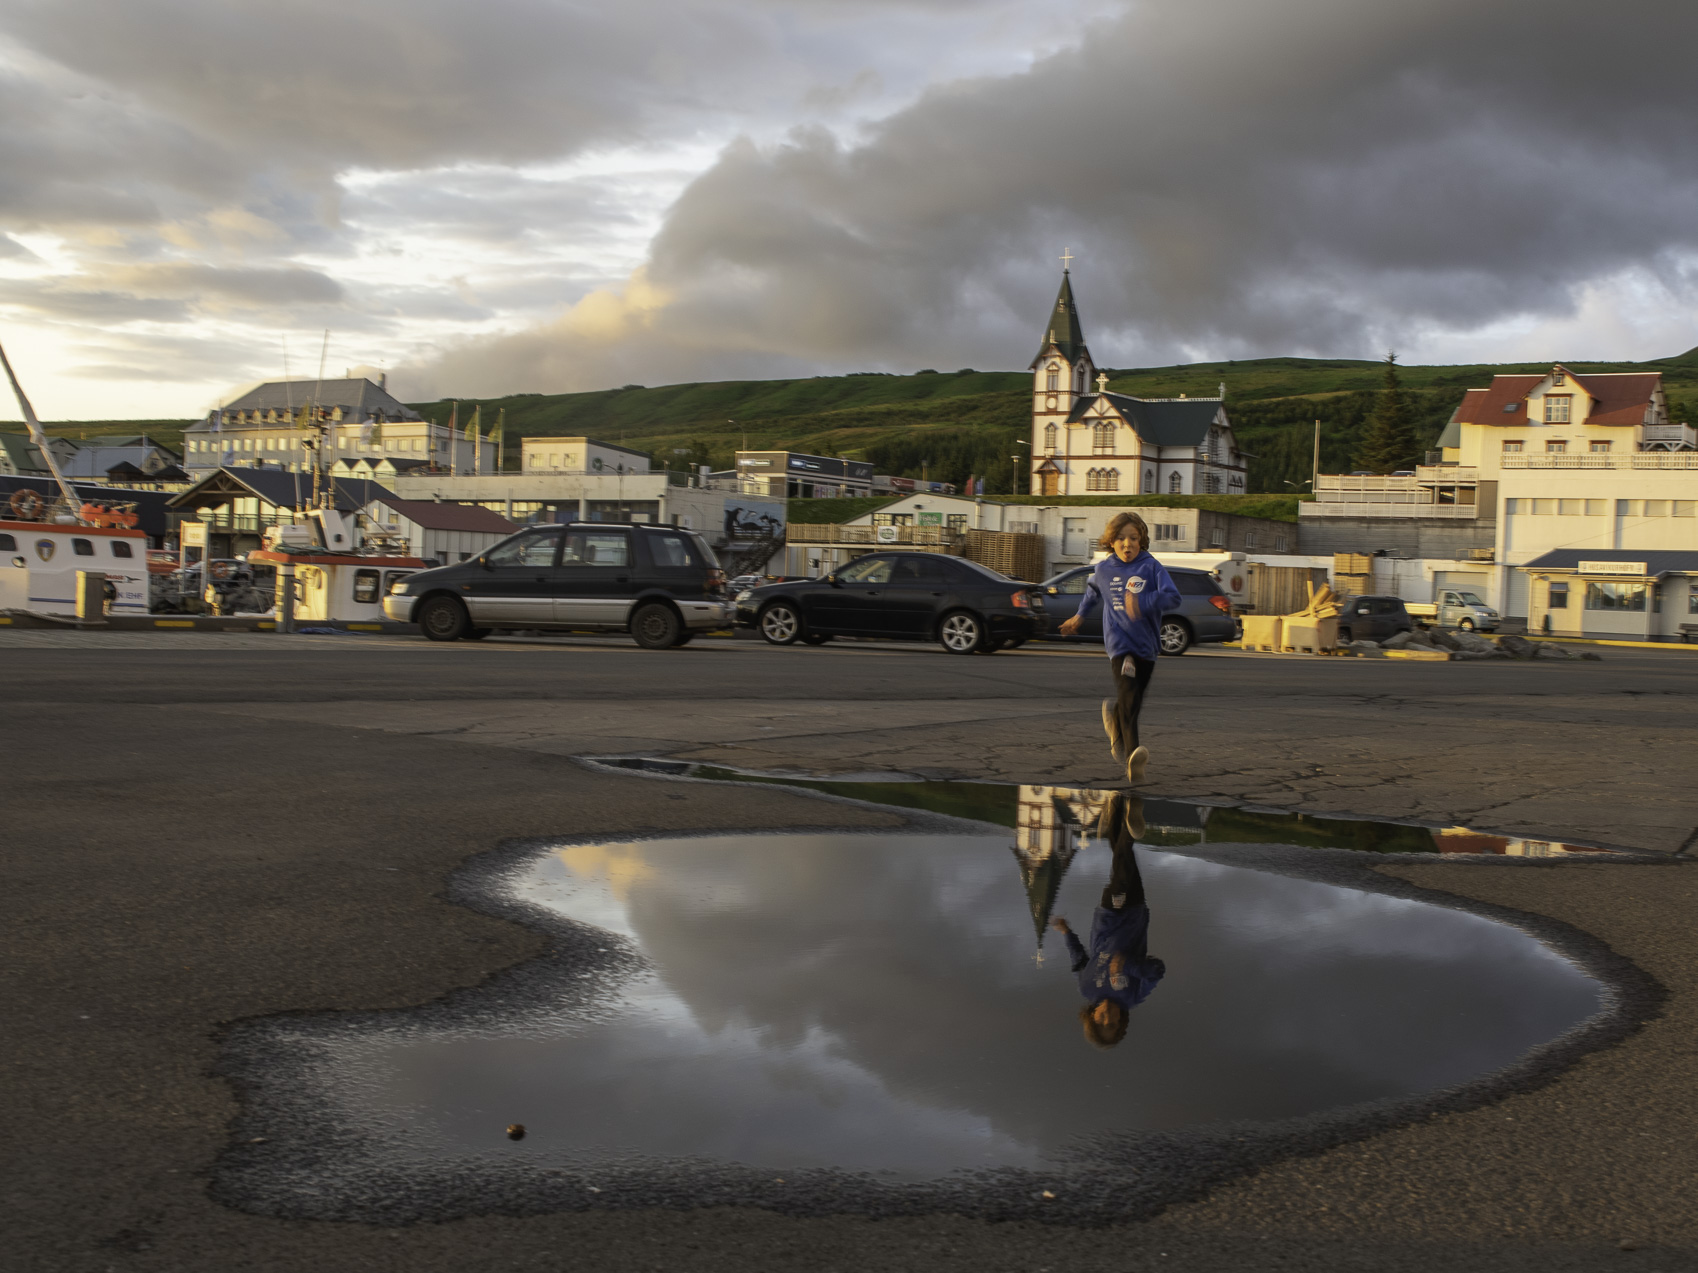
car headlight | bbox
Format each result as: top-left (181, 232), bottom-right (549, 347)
top-left (735, 589), bottom-right (752, 603)
top-left (388, 580), bottom-right (412, 596)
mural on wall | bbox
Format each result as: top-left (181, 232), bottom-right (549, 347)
top-left (723, 499), bottom-right (786, 543)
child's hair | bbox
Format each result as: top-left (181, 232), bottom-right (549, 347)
top-left (1080, 1001), bottom-right (1129, 1049)
top-left (1097, 512), bottom-right (1150, 553)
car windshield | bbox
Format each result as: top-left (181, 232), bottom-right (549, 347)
top-left (1455, 591), bottom-right (1486, 606)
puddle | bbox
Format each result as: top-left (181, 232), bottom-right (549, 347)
top-left (591, 756), bottom-right (1620, 857)
top-left (218, 775), bottom-right (1620, 1225)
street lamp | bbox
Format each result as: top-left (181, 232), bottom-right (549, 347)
top-left (1013, 439), bottom-right (1031, 496)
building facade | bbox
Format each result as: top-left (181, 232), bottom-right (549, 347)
top-left (519, 437), bottom-right (651, 475)
top-left (735, 451), bottom-right (875, 499)
top-left (1028, 273), bottom-right (1247, 497)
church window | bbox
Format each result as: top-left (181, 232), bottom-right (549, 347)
top-left (1143, 468), bottom-right (1154, 493)
top-left (1043, 424), bottom-right (1058, 451)
top-left (1092, 423), bottom-right (1115, 454)
top-left (1046, 362), bottom-right (1060, 392)
top-left (1086, 467), bottom-right (1120, 492)
top-left (1168, 471), bottom-right (1183, 493)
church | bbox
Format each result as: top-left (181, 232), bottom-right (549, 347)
top-left (1028, 271), bottom-right (1248, 497)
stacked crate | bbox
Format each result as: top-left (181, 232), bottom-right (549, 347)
top-left (1332, 552), bottom-right (1373, 597)
top-left (963, 529), bottom-right (1047, 583)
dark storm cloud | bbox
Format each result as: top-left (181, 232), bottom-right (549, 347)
top-left (419, 0), bottom-right (1698, 394)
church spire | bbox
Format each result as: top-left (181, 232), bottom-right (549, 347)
top-left (1037, 270), bottom-right (1088, 364)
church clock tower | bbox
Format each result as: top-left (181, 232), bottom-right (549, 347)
top-left (1029, 263), bottom-right (1096, 496)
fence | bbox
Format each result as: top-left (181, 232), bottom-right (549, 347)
top-left (1249, 564), bottom-right (1332, 614)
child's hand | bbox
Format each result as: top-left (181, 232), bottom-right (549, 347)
top-left (1050, 917), bottom-right (1071, 933)
top-left (1058, 615), bottom-right (1081, 636)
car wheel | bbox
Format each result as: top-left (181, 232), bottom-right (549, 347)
top-left (1458, 618), bottom-right (1474, 631)
top-left (630, 602), bottom-right (683, 649)
top-left (417, 595), bottom-right (471, 641)
top-left (938, 609), bottom-right (985, 655)
top-left (1159, 618), bottom-right (1192, 655)
top-left (758, 602), bottom-right (803, 645)
top-left (802, 632), bottom-right (833, 645)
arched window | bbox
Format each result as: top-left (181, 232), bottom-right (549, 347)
top-left (1046, 362), bottom-right (1060, 392)
top-left (1168, 471), bottom-right (1183, 493)
top-left (1086, 467), bottom-right (1120, 492)
top-left (1143, 468), bottom-right (1155, 493)
top-left (1077, 364), bottom-right (1088, 393)
top-left (1092, 423), bottom-right (1115, 454)
top-left (1043, 423), bottom-right (1058, 452)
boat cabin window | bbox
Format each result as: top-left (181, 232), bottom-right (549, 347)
top-left (110, 540), bottom-right (133, 558)
top-left (352, 568), bottom-right (381, 604)
top-left (73, 538), bottom-right (95, 556)
top-left (0, 534), bottom-right (14, 552)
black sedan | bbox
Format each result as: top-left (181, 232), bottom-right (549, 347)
top-left (1034, 564), bottom-right (1238, 654)
top-left (734, 552), bottom-right (1045, 654)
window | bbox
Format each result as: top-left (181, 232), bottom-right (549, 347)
top-left (1173, 573), bottom-right (1218, 596)
top-left (1586, 500), bottom-right (1607, 516)
top-left (1645, 500), bottom-right (1669, 517)
top-left (648, 533), bottom-right (697, 567)
top-left (1502, 403), bottom-right (1520, 414)
top-left (1690, 589), bottom-right (1698, 615)
top-left (1548, 582), bottom-right (1569, 610)
top-left (1043, 423), bottom-right (1058, 451)
top-left (946, 514), bottom-right (968, 533)
top-left (1552, 371), bottom-right (1566, 386)
top-left (1275, 533), bottom-right (1288, 551)
top-left (838, 556), bottom-right (894, 584)
top-left (1674, 501), bottom-right (1695, 518)
top-left (1589, 440), bottom-right (1612, 453)
top-left (892, 556), bottom-right (947, 583)
top-left (1056, 572), bottom-right (1088, 595)
top-left (487, 528), bottom-right (564, 568)
top-left (1244, 532), bottom-right (1258, 549)
top-left (564, 530), bottom-right (631, 567)
top-left (1209, 527), bottom-right (1225, 547)
top-left (1545, 439), bottom-right (1567, 453)
top-left (1143, 468), bottom-right (1154, 493)
top-left (1585, 581), bottom-right (1646, 611)
top-left (1169, 471), bottom-right (1183, 493)
top-left (1085, 467), bottom-right (1119, 492)
top-left (1531, 499), bottom-right (1553, 515)
top-left (1544, 395), bottom-right (1572, 423)
top-left (72, 538), bottom-right (94, 556)
top-left (1046, 364), bottom-right (1060, 392)
top-left (0, 534), bottom-right (13, 550)
top-left (1502, 440), bottom-right (1523, 453)
top-left (1152, 523), bottom-right (1185, 542)
top-left (1092, 423), bottom-right (1115, 454)
top-left (352, 568), bottom-right (380, 604)
top-left (1617, 499), bottom-right (1641, 516)
top-left (110, 540), bottom-right (133, 558)
top-left (1558, 499), bottom-right (1581, 515)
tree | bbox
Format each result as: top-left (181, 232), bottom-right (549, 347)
top-left (1355, 352), bottom-right (1418, 474)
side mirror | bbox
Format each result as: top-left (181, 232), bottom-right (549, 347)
top-left (1046, 586), bottom-right (1058, 595)
top-left (826, 574), bottom-right (841, 587)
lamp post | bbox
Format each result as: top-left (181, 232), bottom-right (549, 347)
top-left (197, 506), bottom-right (219, 615)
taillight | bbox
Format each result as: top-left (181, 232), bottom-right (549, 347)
top-left (708, 569), bottom-right (726, 591)
top-left (1012, 591), bottom-right (1031, 608)
top-left (1209, 594), bottom-right (1231, 613)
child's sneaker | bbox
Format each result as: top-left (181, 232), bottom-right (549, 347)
top-left (1101, 699), bottom-right (1129, 763)
top-left (1125, 745), bottom-right (1149, 785)
top-left (1122, 796), bottom-right (1147, 841)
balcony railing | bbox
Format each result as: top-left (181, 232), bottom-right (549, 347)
top-left (786, 523), bottom-right (961, 546)
top-left (1633, 452), bottom-right (1698, 468)
top-left (1500, 452), bottom-right (1698, 469)
top-left (1299, 502), bottom-right (1481, 520)
top-left (1643, 423), bottom-right (1697, 446)
top-left (1415, 465), bottom-right (1479, 482)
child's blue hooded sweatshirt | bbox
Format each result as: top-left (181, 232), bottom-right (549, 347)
top-left (1072, 551), bottom-right (1182, 660)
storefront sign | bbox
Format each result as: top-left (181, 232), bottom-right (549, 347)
top-left (875, 525), bottom-right (900, 544)
top-left (1578, 560), bottom-right (1645, 576)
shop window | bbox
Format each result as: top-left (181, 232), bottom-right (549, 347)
top-left (352, 568), bottom-right (380, 604)
top-left (1547, 582), bottom-right (1569, 610)
top-left (1584, 582), bottom-right (1646, 612)
top-left (72, 538), bottom-right (94, 556)
top-left (110, 540), bottom-right (133, 558)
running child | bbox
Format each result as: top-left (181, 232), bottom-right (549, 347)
top-left (1057, 511), bottom-right (1181, 784)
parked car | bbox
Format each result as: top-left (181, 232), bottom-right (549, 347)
top-left (1405, 590), bottom-right (1500, 631)
top-left (384, 522), bottom-right (727, 648)
top-left (1335, 595), bottom-right (1416, 644)
top-left (1033, 564), bottom-right (1236, 655)
top-left (733, 552), bottom-right (1044, 654)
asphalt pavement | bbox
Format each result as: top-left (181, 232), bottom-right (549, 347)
top-left (4, 630), bottom-right (1696, 1271)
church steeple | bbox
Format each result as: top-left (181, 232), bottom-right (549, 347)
top-left (1038, 270), bottom-right (1089, 365)
top-left (1029, 262), bottom-right (1097, 495)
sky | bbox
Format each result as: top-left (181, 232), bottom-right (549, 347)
top-left (4, 0), bottom-right (1698, 421)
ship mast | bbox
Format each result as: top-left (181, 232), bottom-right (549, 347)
top-left (0, 340), bottom-right (83, 519)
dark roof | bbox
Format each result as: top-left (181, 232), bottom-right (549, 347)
top-left (0, 475), bottom-right (175, 536)
top-left (1067, 393), bottom-right (1223, 447)
top-left (205, 378), bottom-right (422, 425)
top-left (369, 496), bottom-right (517, 534)
top-left (1031, 271), bottom-right (1089, 366)
top-left (1570, 372), bottom-right (1661, 426)
top-left (1520, 549), bottom-right (1698, 576)
top-left (104, 461), bottom-right (147, 478)
top-left (379, 457), bottom-right (431, 472)
top-left (166, 466), bottom-right (392, 513)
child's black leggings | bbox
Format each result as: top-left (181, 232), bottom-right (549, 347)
top-left (1110, 653), bottom-right (1157, 751)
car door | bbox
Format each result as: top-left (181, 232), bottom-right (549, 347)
top-left (1439, 591), bottom-right (1461, 625)
top-left (463, 527), bottom-right (564, 623)
top-left (881, 555), bottom-right (953, 637)
top-left (549, 528), bottom-right (637, 627)
top-left (809, 555), bottom-right (893, 634)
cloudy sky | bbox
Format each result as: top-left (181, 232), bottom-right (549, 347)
top-left (3, 0), bottom-right (1697, 420)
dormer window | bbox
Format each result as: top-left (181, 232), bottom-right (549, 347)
top-left (1544, 395), bottom-right (1571, 423)
top-left (1552, 370), bottom-right (1566, 386)
top-left (1502, 402), bottom-right (1520, 413)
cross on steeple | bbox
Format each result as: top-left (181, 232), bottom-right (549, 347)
top-left (1059, 249), bottom-right (1074, 271)
top-left (1096, 372), bottom-right (1109, 395)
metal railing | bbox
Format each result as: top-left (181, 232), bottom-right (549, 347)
top-left (786, 523), bottom-right (962, 546)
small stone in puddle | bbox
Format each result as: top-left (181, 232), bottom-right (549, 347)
top-left (1618, 1238), bottom-right (1641, 1251)
top-left (506, 1123), bottom-right (526, 1140)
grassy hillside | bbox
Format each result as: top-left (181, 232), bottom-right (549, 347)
top-left (15, 347), bottom-right (1698, 494)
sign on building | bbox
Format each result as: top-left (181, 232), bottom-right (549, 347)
top-left (1578, 561), bottom-right (1646, 576)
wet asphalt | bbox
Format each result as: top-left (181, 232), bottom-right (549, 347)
top-left (3, 632), bottom-right (1696, 1272)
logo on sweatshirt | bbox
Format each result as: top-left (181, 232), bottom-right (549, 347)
top-left (1129, 576), bottom-right (1145, 594)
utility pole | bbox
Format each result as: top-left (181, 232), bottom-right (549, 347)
top-left (1312, 419), bottom-right (1321, 491)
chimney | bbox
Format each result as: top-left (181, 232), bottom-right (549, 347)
top-left (380, 372), bottom-right (387, 392)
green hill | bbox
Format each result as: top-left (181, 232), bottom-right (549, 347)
top-left (16, 349), bottom-right (1698, 494)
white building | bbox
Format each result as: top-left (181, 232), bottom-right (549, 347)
top-left (1028, 272), bottom-right (1247, 497)
top-left (519, 437), bottom-right (650, 475)
top-left (359, 496), bottom-right (519, 566)
top-left (184, 378), bottom-right (496, 476)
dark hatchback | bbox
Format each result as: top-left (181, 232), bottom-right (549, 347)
top-left (1334, 595), bottom-right (1415, 644)
top-left (1034, 563), bottom-right (1237, 654)
top-left (383, 521), bottom-right (728, 648)
top-left (733, 552), bottom-right (1045, 654)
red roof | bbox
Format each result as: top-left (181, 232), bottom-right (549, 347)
top-left (1453, 370), bottom-right (1659, 428)
top-left (370, 496), bottom-right (517, 534)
